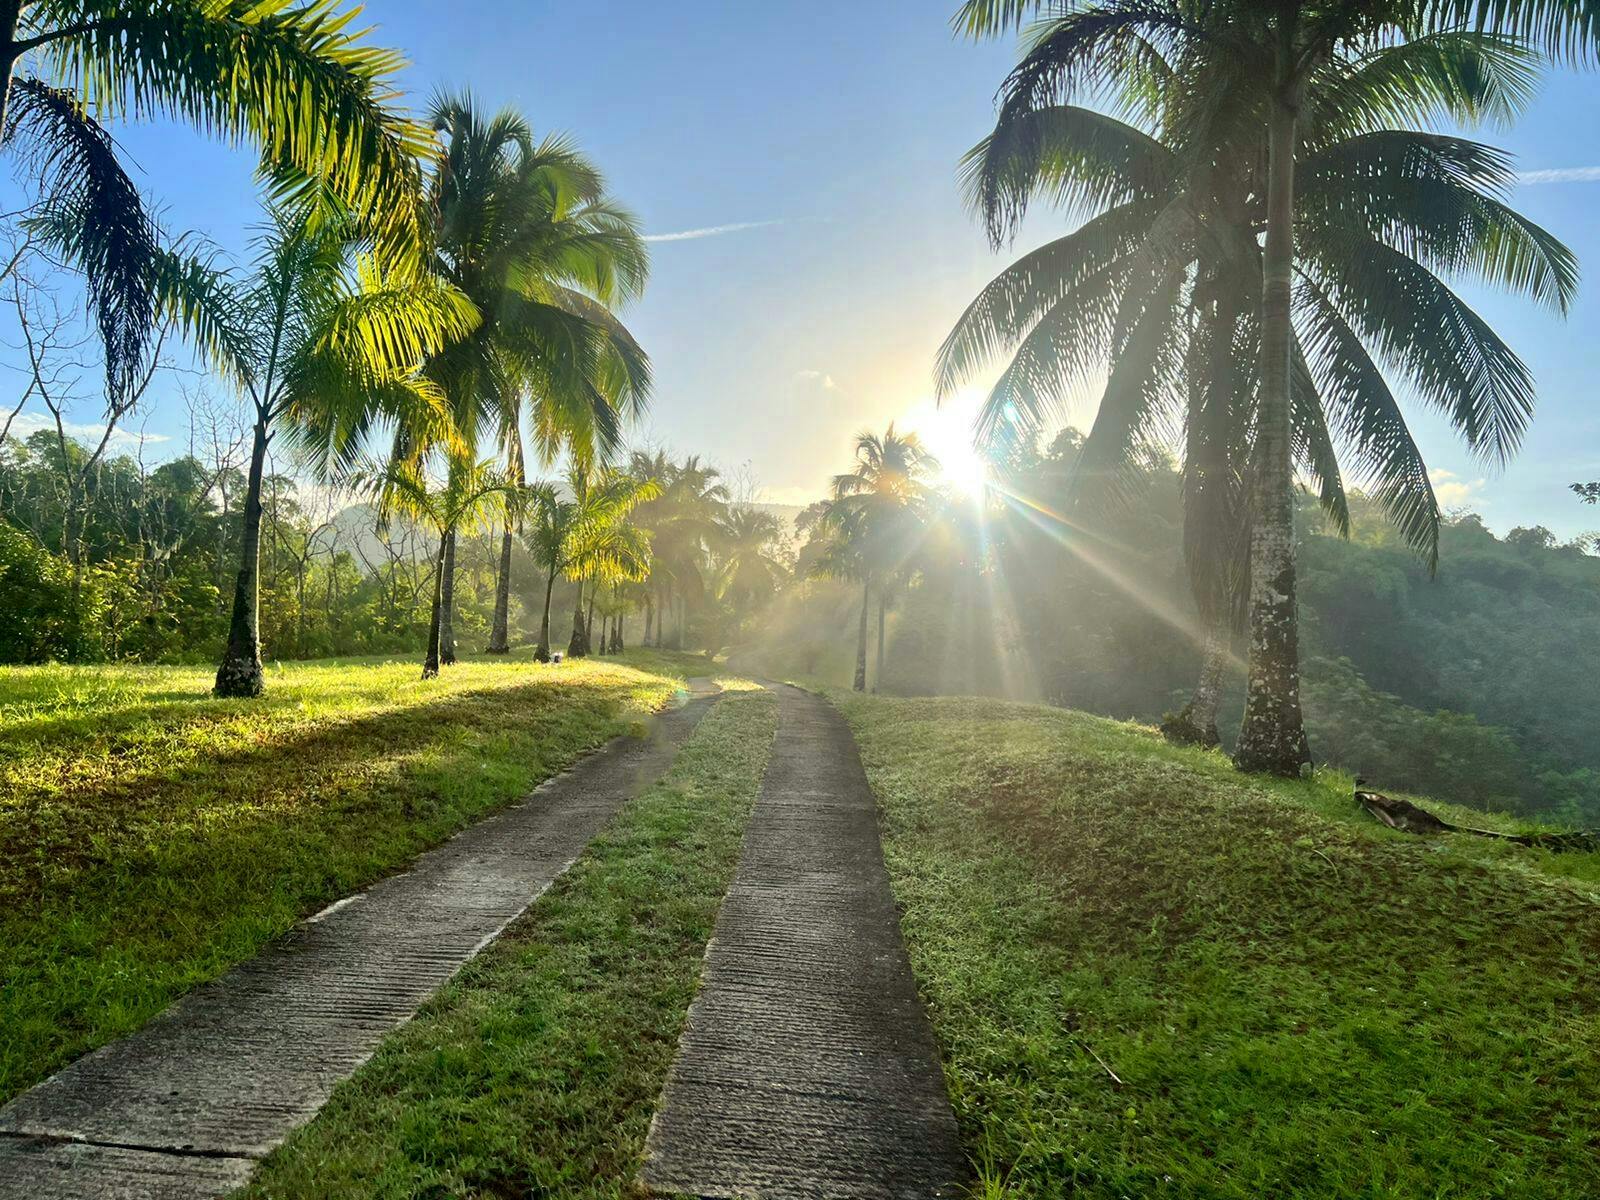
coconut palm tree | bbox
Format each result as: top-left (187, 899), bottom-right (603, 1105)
top-left (187, 205), bottom-right (474, 697)
top-left (634, 454), bottom-right (729, 649)
top-left (424, 94), bottom-right (650, 662)
top-left (951, 5), bottom-right (1576, 770)
top-left (560, 464), bottom-right (658, 658)
top-left (830, 425), bottom-right (939, 692)
top-left (366, 454), bottom-right (515, 678)
top-left (714, 505), bottom-right (790, 639)
top-left (2, 0), bottom-right (432, 407)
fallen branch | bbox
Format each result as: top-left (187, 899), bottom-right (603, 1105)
top-left (1078, 1039), bottom-right (1124, 1087)
top-left (1354, 780), bottom-right (1600, 854)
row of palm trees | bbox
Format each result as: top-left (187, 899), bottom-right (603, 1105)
top-left (943, 0), bottom-right (1589, 774)
top-left (0, 5), bottom-right (660, 697)
top-left (805, 426), bottom-right (943, 693)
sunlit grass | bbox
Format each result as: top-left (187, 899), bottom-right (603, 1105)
top-left (241, 688), bottom-right (778, 1198)
top-left (840, 692), bottom-right (1600, 1199)
top-left (0, 649), bottom-right (710, 1103)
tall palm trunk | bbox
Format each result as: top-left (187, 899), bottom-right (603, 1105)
top-left (487, 525), bottom-right (513, 653)
top-left (1235, 85), bottom-right (1310, 776)
top-left (439, 529), bottom-right (457, 665)
top-left (0, 6), bottom-right (21, 131)
top-left (874, 592), bottom-right (886, 694)
top-left (613, 609), bottom-right (624, 653)
top-left (422, 529), bottom-right (448, 679)
top-left (1163, 625), bottom-right (1228, 748)
top-left (214, 419), bottom-right (270, 698)
top-left (644, 596), bottom-right (654, 646)
top-left (535, 565), bottom-right (556, 662)
top-left (567, 579), bottom-right (587, 658)
top-left (585, 594), bottom-right (596, 653)
top-left (853, 577), bottom-right (870, 692)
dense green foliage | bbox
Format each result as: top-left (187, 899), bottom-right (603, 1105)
top-left (744, 431), bottom-right (1600, 822)
top-left (842, 691), bottom-right (1600, 1199)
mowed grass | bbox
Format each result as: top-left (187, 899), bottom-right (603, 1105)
top-left (0, 650), bottom-right (709, 1103)
top-left (241, 686), bottom-right (777, 1199)
top-left (837, 693), bottom-right (1600, 1200)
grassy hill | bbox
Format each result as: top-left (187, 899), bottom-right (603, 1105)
top-left (838, 692), bottom-right (1600, 1198)
top-left (0, 650), bottom-right (714, 1103)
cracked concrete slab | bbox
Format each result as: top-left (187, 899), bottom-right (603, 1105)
top-left (0, 681), bottom-right (720, 1199)
top-left (642, 684), bottom-right (964, 1199)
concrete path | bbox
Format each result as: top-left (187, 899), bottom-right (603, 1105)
top-left (0, 682), bottom-right (721, 1200)
top-left (643, 684), bottom-right (964, 1199)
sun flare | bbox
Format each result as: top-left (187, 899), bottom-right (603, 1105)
top-left (901, 395), bottom-right (990, 496)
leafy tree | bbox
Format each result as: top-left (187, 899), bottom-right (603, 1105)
top-left (714, 505), bottom-right (790, 640)
top-left (366, 455), bottom-right (513, 678)
top-left (827, 425), bottom-right (938, 691)
top-left (556, 464), bottom-right (657, 658)
top-left (189, 207), bottom-right (474, 696)
top-left (1, 0), bottom-right (434, 400)
top-left (423, 94), bottom-right (650, 660)
top-left (953, 2), bottom-right (1575, 772)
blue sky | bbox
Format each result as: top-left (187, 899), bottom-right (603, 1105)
top-left (7, 1), bottom-right (1600, 538)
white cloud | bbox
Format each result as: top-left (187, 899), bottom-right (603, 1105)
top-left (1431, 468), bottom-right (1486, 509)
top-left (794, 368), bottom-right (838, 390)
top-left (1516, 166), bottom-right (1600, 185)
top-left (5, 411), bottom-right (169, 447)
top-left (642, 218), bottom-right (783, 243)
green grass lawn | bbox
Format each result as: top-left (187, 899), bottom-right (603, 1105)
top-left (0, 649), bottom-right (714, 1104)
top-left (837, 693), bottom-right (1600, 1200)
top-left (240, 685), bottom-right (776, 1199)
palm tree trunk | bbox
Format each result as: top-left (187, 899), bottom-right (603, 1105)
top-left (614, 609), bottom-right (625, 653)
top-left (535, 565), bottom-right (556, 662)
top-left (1235, 87), bottom-right (1310, 777)
top-left (1162, 625), bottom-right (1227, 748)
top-left (439, 529), bottom-right (457, 665)
top-left (422, 529), bottom-right (447, 679)
top-left (486, 525), bottom-right (513, 654)
top-left (585, 595), bottom-right (596, 653)
top-left (644, 597), bottom-right (654, 646)
top-left (854, 578), bottom-right (870, 692)
top-left (0, 8), bottom-right (22, 132)
top-left (214, 418), bottom-right (269, 698)
top-left (567, 579), bottom-right (587, 658)
top-left (874, 592), bottom-right (886, 694)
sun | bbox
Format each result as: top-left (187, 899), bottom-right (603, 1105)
top-left (900, 395), bottom-right (991, 496)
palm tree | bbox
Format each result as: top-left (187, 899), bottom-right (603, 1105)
top-left (952, 5), bottom-right (1576, 770)
top-left (188, 206), bottom-right (473, 697)
top-left (560, 464), bottom-right (658, 658)
top-left (367, 455), bottom-right (515, 678)
top-left (633, 453), bottom-right (729, 649)
top-left (805, 497), bottom-right (873, 691)
top-left (2, 1), bottom-right (431, 405)
top-left (424, 94), bottom-right (650, 662)
top-left (830, 425), bottom-right (938, 692)
top-left (714, 505), bottom-right (790, 639)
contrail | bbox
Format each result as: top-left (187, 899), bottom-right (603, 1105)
top-left (1516, 166), bottom-right (1600, 184)
top-left (642, 219), bottom-right (783, 243)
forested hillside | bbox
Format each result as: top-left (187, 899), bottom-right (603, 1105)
top-left (743, 432), bottom-right (1600, 824)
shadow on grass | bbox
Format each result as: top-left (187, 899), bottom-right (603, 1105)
top-left (2, 678), bottom-right (647, 897)
top-left (0, 674), bottom-right (658, 1103)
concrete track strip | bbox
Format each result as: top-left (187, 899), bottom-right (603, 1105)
top-left (0, 682), bottom-right (720, 1199)
top-left (643, 684), bottom-right (963, 1199)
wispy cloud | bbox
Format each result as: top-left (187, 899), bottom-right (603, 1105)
top-left (1516, 166), bottom-right (1600, 185)
top-left (6, 411), bottom-right (169, 447)
top-left (794, 368), bottom-right (838, 391)
top-left (642, 218), bottom-right (783, 243)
